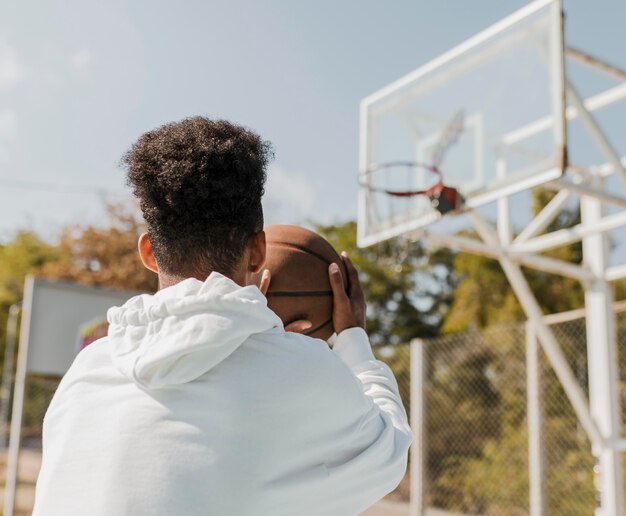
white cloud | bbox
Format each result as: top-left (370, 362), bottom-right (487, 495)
top-left (71, 48), bottom-right (93, 70)
top-left (0, 39), bottom-right (25, 89)
top-left (0, 109), bottom-right (16, 139)
top-left (263, 166), bottom-right (318, 224)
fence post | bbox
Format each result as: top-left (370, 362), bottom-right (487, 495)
top-left (410, 338), bottom-right (425, 516)
top-left (526, 322), bottom-right (547, 516)
top-left (0, 304), bottom-right (20, 448)
top-left (580, 175), bottom-right (624, 516)
top-left (4, 277), bottom-right (34, 516)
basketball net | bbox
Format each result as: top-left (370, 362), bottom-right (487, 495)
top-left (360, 110), bottom-right (466, 215)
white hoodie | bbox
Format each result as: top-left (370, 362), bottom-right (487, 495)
top-left (34, 273), bottom-right (412, 516)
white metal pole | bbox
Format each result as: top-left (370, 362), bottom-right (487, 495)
top-left (581, 179), bottom-right (624, 516)
top-left (545, 180), bottom-right (626, 210)
top-left (606, 265), bottom-right (626, 282)
top-left (496, 158), bottom-right (513, 246)
top-left (0, 305), bottom-right (20, 448)
top-left (510, 210), bottom-right (626, 255)
top-left (501, 83), bottom-right (626, 147)
top-left (566, 47), bottom-right (626, 82)
top-left (566, 83), bottom-right (626, 188)
top-left (469, 213), bottom-right (604, 449)
top-left (358, 100), bottom-right (369, 247)
top-left (526, 323), bottom-right (547, 516)
top-left (423, 230), bottom-right (594, 283)
top-left (4, 277), bottom-right (34, 516)
top-left (410, 339), bottom-right (426, 516)
top-left (514, 189), bottom-right (570, 244)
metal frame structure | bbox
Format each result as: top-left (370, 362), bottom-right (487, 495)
top-left (404, 47), bottom-right (626, 516)
top-left (359, 0), bottom-right (567, 247)
top-left (360, 1), bottom-right (626, 514)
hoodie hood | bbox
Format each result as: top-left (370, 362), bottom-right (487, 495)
top-left (107, 272), bottom-right (283, 389)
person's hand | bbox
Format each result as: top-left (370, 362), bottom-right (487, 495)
top-left (328, 252), bottom-right (366, 334)
top-left (259, 269), bottom-right (313, 333)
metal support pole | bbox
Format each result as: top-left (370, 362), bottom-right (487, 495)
top-left (526, 323), bottom-right (547, 516)
top-left (469, 212), bottom-right (604, 450)
top-left (4, 277), bottom-right (34, 516)
top-left (566, 47), bottom-right (626, 82)
top-left (606, 265), bottom-right (626, 282)
top-left (496, 158), bottom-right (513, 245)
top-left (514, 189), bottom-right (570, 244)
top-left (510, 210), bottom-right (626, 255)
top-left (566, 83), bottom-right (626, 188)
top-left (0, 305), bottom-right (20, 448)
top-left (545, 179), bottom-right (626, 210)
top-left (581, 179), bottom-right (624, 516)
top-left (410, 339), bottom-right (426, 516)
top-left (422, 230), bottom-right (594, 283)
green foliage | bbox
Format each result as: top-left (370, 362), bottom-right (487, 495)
top-left (317, 221), bottom-right (455, 347)
top-left (0, 231), bottom-right (60, 356)
top-left (0, 231), bottom-right (59, 306)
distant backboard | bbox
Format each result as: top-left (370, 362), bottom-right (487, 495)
top-left (22, 277), bottom-right (143, 376)
top-left (358, 0), bottom-right (565, 247)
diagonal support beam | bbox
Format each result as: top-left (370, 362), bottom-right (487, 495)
top-left (514, 189), bottom-right (571, 244)
top-left (545, 179), bottom-right (626, 210)
top-left (420, 230), bottom-right (593, 283)
top-left (469, 212), bottom-right (605, 450)
top-left (510, 210), bottom-right (626, 255)
top-left (566, 47), bottom-right (626, 83)
top-left (566, 82), bottom-right (626, 188)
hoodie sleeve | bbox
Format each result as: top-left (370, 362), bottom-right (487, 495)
top-left (323, 327), bottom-right (413, 513)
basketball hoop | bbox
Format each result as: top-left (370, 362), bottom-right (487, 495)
top-left (359, 110), bottom-right (466, 215)
top-left (358, 161), bottom-right (464, 214)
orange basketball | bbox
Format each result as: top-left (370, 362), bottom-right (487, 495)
top-left (258, 225), bottom-right (348, 340)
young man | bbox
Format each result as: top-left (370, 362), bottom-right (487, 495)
top-left (33, 118), bottom-right (412, 515)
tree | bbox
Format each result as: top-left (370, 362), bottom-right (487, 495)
top-left (0, 231), bottom-right (60, 306)
top-left (40, 203), bottom-right (157, 292)
top-left (0, 231), bottom-right (60, 359)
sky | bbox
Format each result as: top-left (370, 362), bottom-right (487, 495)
top-left (0, 0), bottom-right (625, 256)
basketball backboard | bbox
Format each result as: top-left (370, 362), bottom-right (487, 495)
top-left (358, 0), bottom-right (565, 247)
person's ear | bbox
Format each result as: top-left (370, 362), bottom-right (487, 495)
top-left (138, 232), bottom-right (159, 274)
top-left (248, 230), bottom-right (266, 274)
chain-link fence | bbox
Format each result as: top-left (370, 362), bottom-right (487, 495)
top-left (377, 305), bottom-right (626, 515)
top-left (4, 308), bottom-right (626, 515)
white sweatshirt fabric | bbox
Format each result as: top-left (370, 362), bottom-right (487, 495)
top-left (33, 272), bottom-right (412, 516)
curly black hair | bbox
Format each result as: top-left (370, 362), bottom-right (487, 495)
top-left (123, 117), bottom-right (272, 277)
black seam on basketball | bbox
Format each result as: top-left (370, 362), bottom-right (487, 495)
top-left (266, 241), bottom-right (333, 266)
top-left (267, 290), bottom-right (333, 297)
top-left (304, 317), bottom-right (333, 336)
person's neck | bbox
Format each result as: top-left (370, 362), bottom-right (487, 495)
top-left (157, 268), bottom-right (248, 291)
top-left (157, 273), bottom-right (189, 290)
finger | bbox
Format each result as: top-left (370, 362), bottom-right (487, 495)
top-left (285, 320), bottom-right (313, 333)
top-left (329, 262), bottom-right (356, 333)
top-left (259, 269), bottom-right (271, 295)
top-left (341, 253), bottom-right (363, 300)
top-left (328, 263), bottom-right (350, 304)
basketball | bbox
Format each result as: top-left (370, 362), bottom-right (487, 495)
top-left (258, 225), bottom-right (348, 340)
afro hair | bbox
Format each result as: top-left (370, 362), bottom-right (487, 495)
top-left (123, 117), bottom-right (272, 277)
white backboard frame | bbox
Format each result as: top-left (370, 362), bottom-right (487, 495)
top-left (358, 0), bottom-right (566, 248)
